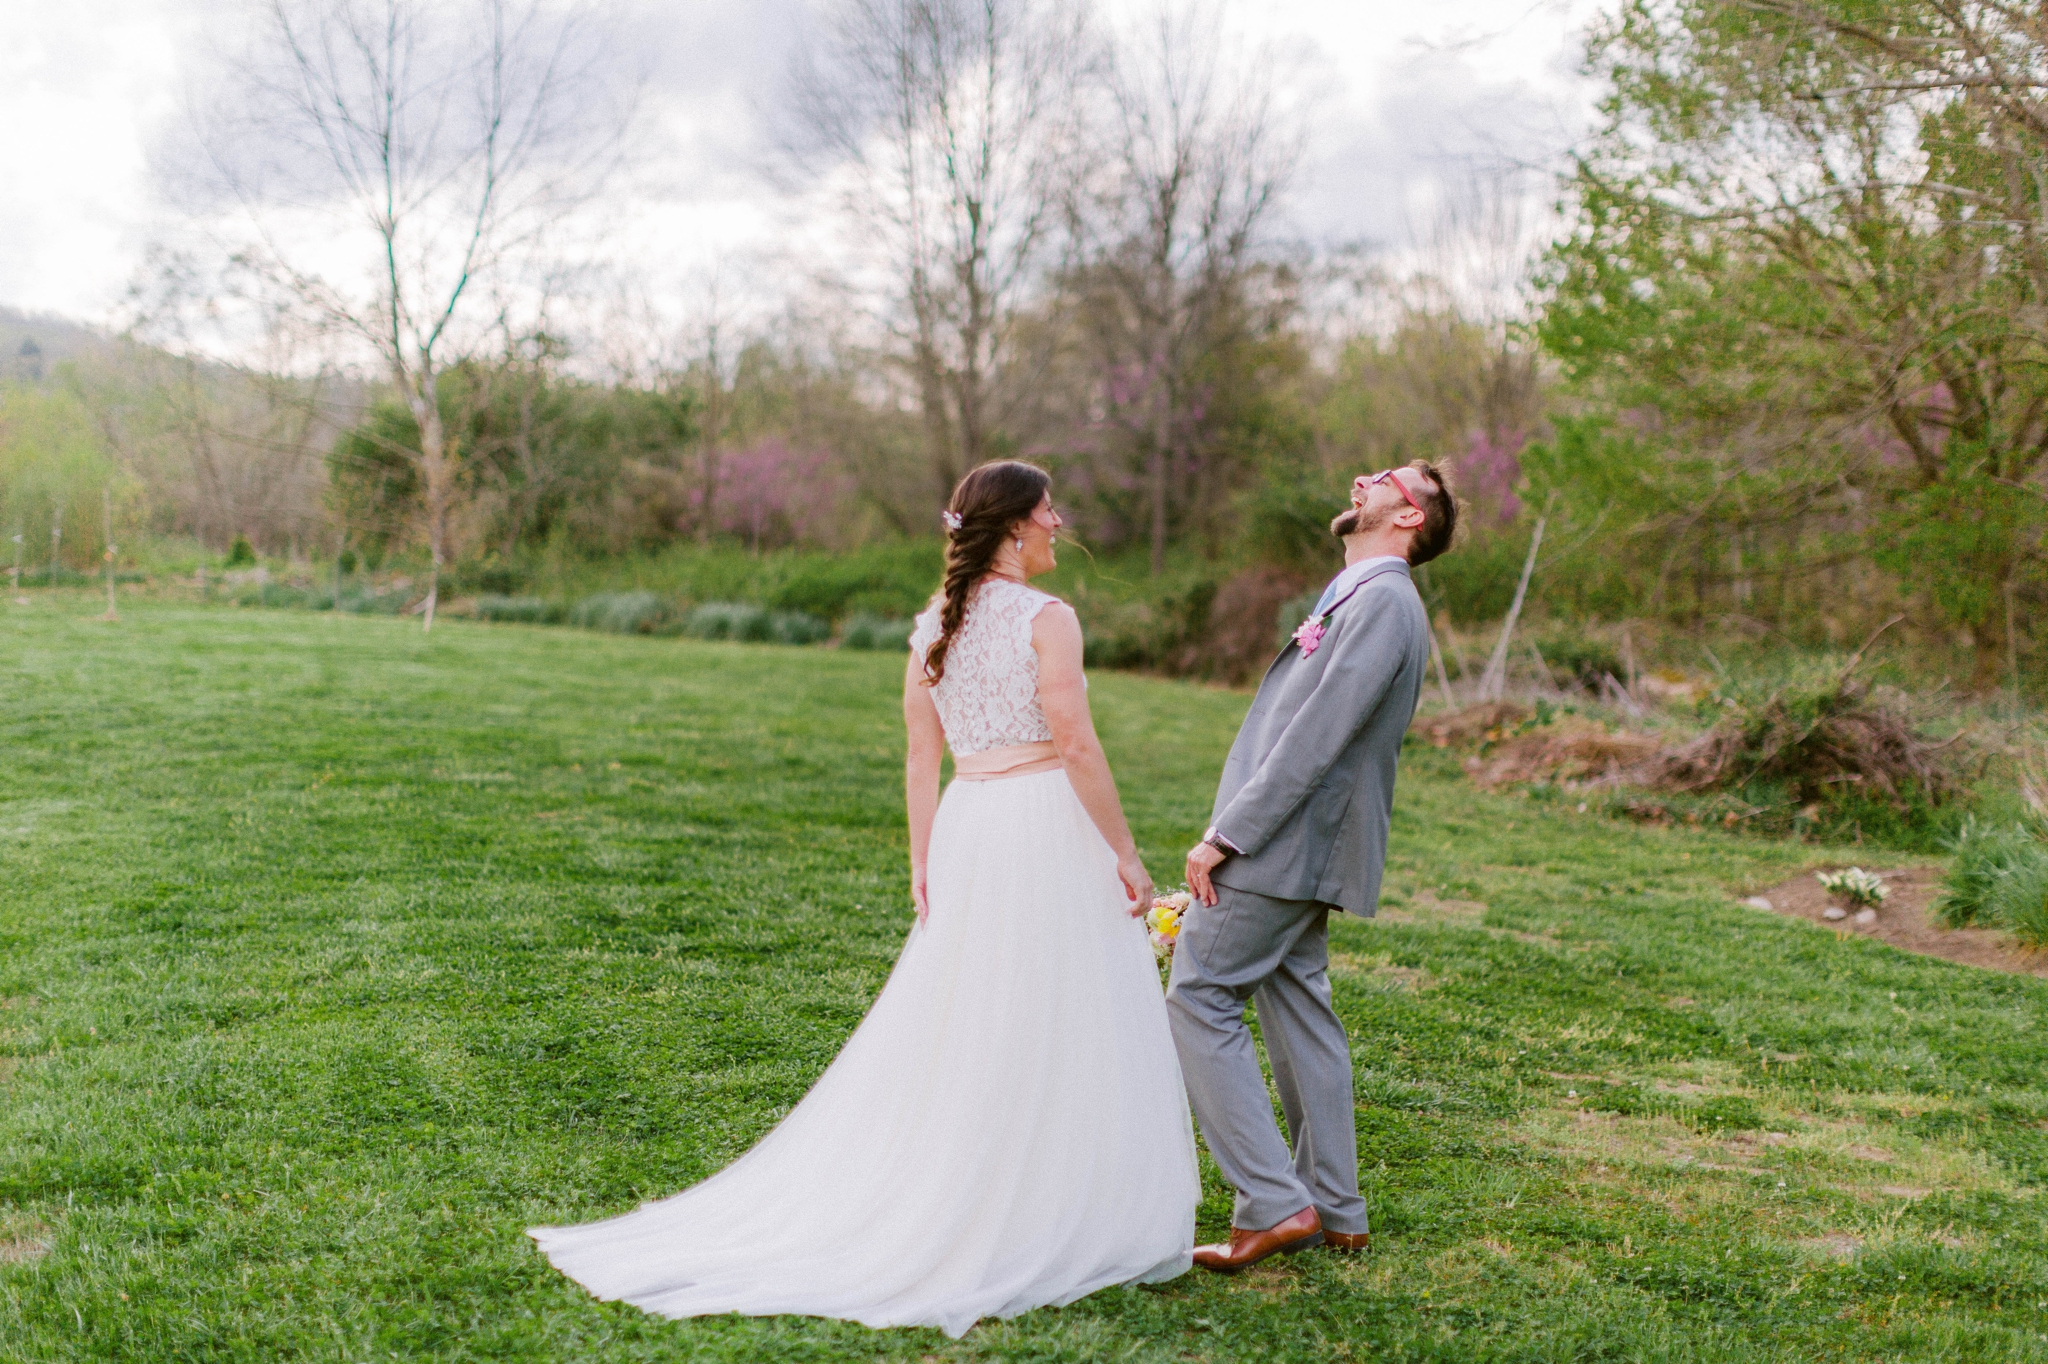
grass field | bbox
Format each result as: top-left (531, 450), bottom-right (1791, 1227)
top-left (2, 597), bottom-right (2045, 1363)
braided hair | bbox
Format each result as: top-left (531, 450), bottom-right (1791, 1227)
top-left (921, 460), bottom-right (1053, 686)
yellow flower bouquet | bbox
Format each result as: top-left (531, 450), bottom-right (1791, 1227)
top-left (1145, 890), bottom-right (1193, 972)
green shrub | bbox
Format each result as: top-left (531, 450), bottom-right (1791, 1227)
top-left (1991, 855), bottom-right (2048, 949)
top-left (840, 614), bottom-right (915, 651)
top-left (1076, 580), bottom-right (1217, 671)
top-left (1533, 630), bottom-right (1626, 688)
top-left (336, 587), bottom-right (409, 615)
top-left (769, 611), bottom-right (830, 646)
top-left (1276, 590), bottom-right (1319, 648)
top-left (569, 591), bottom-right (673, 634)
top-left (681, 602), bottom-right (826, 645)
top-left (475, 594), bottom-right (565, 625)
top-left (685, 602), bottom-right (770, 641)
top-left (472, 566), bottom-right (521, 595)
top-left (235, 582), bottom-right (324, 610)
top-left (17, 565), bottom-right (93, 587)
top-left (226, 536), bottom-right (255, 567)
top-left (765, 550), bottom-right (940, 620)
top-left (1936, 818), bottom-right (2043, 927)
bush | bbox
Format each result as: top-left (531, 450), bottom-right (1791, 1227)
top-left (1645, 659), bottom-right (1968, 850)
top-left (1990, 855), bottom-right (2048, 948)
top-left (1533, 630), bottom-right (1626, 689)
top-left (685, 602), bottom-right (771, 642)
top-left (682, 602), bottom-right (828, 645)
top-left (475, 594), bottom-right (565, 625)
top-left (226, 536), bottom-right (255, 567)
top-left (766, 550), bottom-right (941, 621)
top-left (1935, 818), bottom-right (2043, 927)
top-left (1076, 580), bottom-right (1218, 672)
top-left (336, 587), bottom-right (410, 615)
top-left (472, 566), bottom-right (521, 595)
top-left (840, 614), bottom-right (915, 651)
top-left (569, 591), bottom-right (673, 635)
top-left (16, 565), bottom-right (93, 587)
top-left (769, 611), bottom-right (831, 645)
top-left (235, 582), bottom-right (324, 610)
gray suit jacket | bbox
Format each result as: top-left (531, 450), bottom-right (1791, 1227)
top-left (1208, 559), bottom-right (1428, 915)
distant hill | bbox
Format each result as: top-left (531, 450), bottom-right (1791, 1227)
top-left (0, 306), bottom-right (109, 382)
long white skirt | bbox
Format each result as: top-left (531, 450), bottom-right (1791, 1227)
top-left (528, 768), bottom-right (1199, 1339)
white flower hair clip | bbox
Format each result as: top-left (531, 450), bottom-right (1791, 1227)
top-left (940, 510), bottom-right (963, 531)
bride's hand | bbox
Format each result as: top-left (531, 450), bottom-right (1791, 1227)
top-left (912, 864), bottom-right (931, 927)
top-left (1116, 853), bottom-right (1154, 918)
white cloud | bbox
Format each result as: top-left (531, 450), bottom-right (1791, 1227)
top-left (0, 0), bottom-right (1599, 334)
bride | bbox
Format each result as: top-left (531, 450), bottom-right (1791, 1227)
top-left (530, 459), bottom-right (1198, 1339)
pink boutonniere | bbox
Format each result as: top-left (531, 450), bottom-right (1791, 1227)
top-left (1292, 615), bottom-right (1328, 657)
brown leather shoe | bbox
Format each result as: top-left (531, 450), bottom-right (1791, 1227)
top-left (1324, 1229), bottom-right (1371, 1251)
top-left (1192, 1207), bottom-right (1323, 1272)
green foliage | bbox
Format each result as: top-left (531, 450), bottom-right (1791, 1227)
top-left (1937, 818), bottom-right (2044, 927)
top-left (1938, 817), bottom-right (2048, 946)
top-left (3, 605), bottom-right (2046, 1360)
top-left (534, 541), bottom-right (943, 624)
top-left (683, 602), bottom-right (771, 642)
top-left (678, 602), bottom-right (829, 646)
top-left (568, 591), bottom-right (674, 635)
top-left (328, 365), bottom-right (699, 565)
top-left (0, 383), bottom-right (131, 572)
top-left (1649, 657), bottom-right (1971, 851)
top-left (475, 595), bottom-right (566, 625)
top-left (838, 614), bottom-right (914, 651)
top-left (768, 611), bottom-right (831, 646)
top-left (1539, 3), bottom-right (2048, 681)
top-left (1992, 855), bottom-right (2048, 950)
top-left (1533, 628), bottom-right (1626, 689)
top-left (1073, 578), bottom-right (1217, 672)
top-left (225, 536), bottom-right (255, 567)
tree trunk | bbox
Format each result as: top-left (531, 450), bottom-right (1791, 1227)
top-left (1149, 355), bottom-right (1171, 577)
top-left (412, 383), bottom-right (451, 634)
top-left (1970, 595), bottom-right (2010, 694)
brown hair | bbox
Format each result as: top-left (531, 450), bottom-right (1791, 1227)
top-left (1404, 459), bottom-right (1457, 566)
top-left (921, 460), bottom-right (1053, 685)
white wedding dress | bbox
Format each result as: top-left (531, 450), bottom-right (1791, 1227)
top-left (529, 577), bottom-right (1198, 1338)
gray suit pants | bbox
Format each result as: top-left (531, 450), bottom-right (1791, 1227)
top-left (1164, 883), bottom-right (1368, 1235)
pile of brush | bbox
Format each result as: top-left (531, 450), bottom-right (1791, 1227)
top-left (1644, 670), bottom-right (1968, 814)
top-left (1434, 644), bottom-right (1972, 846)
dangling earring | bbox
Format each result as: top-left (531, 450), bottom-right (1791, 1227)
top-left (1014, 537), bottom-right (1024, 553)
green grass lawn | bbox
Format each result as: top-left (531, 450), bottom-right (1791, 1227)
top-left (2, 597), bottom-right (2045, 1363)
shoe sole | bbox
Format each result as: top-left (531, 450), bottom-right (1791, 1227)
top-left (1197, 1230), bottom-right (1324, 1273)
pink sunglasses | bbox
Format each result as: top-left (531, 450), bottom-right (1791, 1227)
top-left (1369, 467), bottom-right (1428, 517)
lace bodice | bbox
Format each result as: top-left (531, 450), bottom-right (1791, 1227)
top-left (909, 579), bottom-right (1063, 756)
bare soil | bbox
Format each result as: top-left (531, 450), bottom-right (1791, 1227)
top-left (1745, 866), bottom-right (2048, 979)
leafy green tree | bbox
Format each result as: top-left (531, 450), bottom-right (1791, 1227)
top-left (1543, 0), bottom-right (2048, 686)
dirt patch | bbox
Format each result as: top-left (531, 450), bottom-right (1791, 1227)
top-left (1376, 892), bottom-right (1487, 926)
top-left (0, 1219), bottom-right (50, 1264)
top-left (1741, 867), bottom-right (2048, 979)
top-left (1465, 720), bottom-right (1664, 790)
top-left (1798, 1233), bottom-right (1862, 1261)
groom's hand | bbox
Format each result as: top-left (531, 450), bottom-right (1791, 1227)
top-left (1186, 841), bottom-right (1226, 906)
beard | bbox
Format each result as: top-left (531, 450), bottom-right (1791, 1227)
top-left (1330, 502), bottom-right (1392, 538)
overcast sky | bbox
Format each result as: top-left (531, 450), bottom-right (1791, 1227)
top-left (0, 0), bottom-right (1601, 330)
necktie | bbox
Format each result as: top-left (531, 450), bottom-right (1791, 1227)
top-left (1312, 574), bottom-right (1344, 618)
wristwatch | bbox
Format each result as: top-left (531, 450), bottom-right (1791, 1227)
top-left (1201, 826), bottom-right (1238, 856)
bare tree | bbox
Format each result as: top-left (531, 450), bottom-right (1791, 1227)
top-left (1070, 2), bottom-right (1297, 573)
top-left (790, 0), bottom-right (1091, 503)
top-left (173, 0), bottom-right (633, 627)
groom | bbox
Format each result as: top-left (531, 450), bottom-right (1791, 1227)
top-left (1168, 459), bottom-right (1455, 1271)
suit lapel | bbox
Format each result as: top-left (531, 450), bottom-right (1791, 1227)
top-left (1264, 560), bottom-right (1409, 673)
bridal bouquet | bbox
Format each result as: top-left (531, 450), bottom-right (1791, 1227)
top-left (1146, 890), bottom-right (1193, 968)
